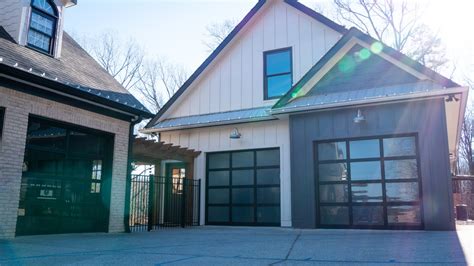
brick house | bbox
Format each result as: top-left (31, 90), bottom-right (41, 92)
top-left (0, 0), bottom-right (152, 238)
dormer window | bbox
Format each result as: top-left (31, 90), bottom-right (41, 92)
top-left (27, 0), bottom-right (58, 55)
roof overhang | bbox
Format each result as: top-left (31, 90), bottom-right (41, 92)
top-left (61, 0), bottom-right (77, 8)
top-left (0, 62), bottom-right (153, 120)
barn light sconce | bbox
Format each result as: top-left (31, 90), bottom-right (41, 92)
top-left (230, 128), bottom-right (241, 139)
top-left (353, 109), bottom-right (366, 124)
top-left (446, 94), bottom-right (459, 102)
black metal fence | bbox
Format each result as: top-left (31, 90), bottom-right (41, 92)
top-left (453, 176), bottom-right (474, 220)
top-left (129, 175), bottom-right (201, 232)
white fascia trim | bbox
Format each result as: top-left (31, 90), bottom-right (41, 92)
top-left (271, 86), bottom-right (468, 115)
top-left (453, 87), bottom-right (470, 159)
top-left (140, 116), bottom-right (277, 134)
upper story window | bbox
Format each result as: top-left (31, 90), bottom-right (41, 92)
top-left (264, 47), bottom-right (293, 100)
top-left (27, 0), bottom-right (58, 55)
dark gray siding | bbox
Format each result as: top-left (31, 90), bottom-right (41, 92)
top-left (290, 99), bottom-right (454, 230)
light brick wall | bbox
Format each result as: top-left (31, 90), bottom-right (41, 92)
top-left (0, 85), bottom-right (131, 239)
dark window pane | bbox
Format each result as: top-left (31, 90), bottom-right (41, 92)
top-left (24, 149), bottom-right (65, 175)
top-left (387, 206), bottom-right (421, 225)
top-left (208, 206), bottom-right (229, 222)
top-left (318, 142), bottom-right (347, 161)
top-left (208, 171), bottom-right (229, 186)
top-left (352, 206), bottom-right (384, 225)
top-left (208, 153), bottom-right (230, 169)
top-left (257, 187), bottom-right (280, 204)
top-left (319, 184), bottom-right (348, 203)
top-left (30, 12), bottom-right (54, 36)
top-left (349, 139), bottom-right (380, 159)
top-left (256, 149), bottom-right (279, 166)
top-left (386, 182), bottom-right (419, 202)
top-left (232, 188), bottom-right (254, 204)
top-left (208, 188), bottom-right (229, 204)
top-left (267, 74), bottom-right (292, 98)
top-left (232, 207), bottom-right (254, 223)
top-left (350, 161), bottom-right (381, 180)
top-left (257, 169), bottom-right (280, 185)
top-left (69, 131), bottom-right (104, 156)
top-left (320, 206), bottom-right (349, 225)
top-left (257, 207), bottom-right (280, 223)
top-left (232, 170), bottom-right (254, 186)
top-left (351, 183), bottom-right (383, 202)
top-left (385, 159), bottom-right (418, 180)
top-left (232, 151), bottom-right (254, 168)
top-left (27, 30), bottom-right (51, 52)
top-left (266, 50), bottom-right (291, 75)
top-left (383, 137), bottom-right (416, 157)
top-left (27, 120), bottom-right (66, 151)
top-left (318, 163), bottom-right (348, 182)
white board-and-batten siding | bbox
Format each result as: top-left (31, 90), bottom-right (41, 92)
top-left (160, 119), bottom-right (292, 226)
top-left (166, 0), bottom-right (341, 119)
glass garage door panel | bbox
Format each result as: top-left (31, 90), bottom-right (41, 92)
top-left (316, 136), bottom-right (422, 229)
top-left (206, 149), bottom-right (280, 226)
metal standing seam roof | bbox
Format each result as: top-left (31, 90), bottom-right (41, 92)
top-left (151, 106), bottom-right (275, 130)
top-left (272, 81), bottom-right (448, 112)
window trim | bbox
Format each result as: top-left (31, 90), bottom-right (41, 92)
top-left (314, 133), bottom-right (424, 230)
top-left (27, 0), bottom-right (58, 55)
top-left (263, 47), bottom-right (293, 100)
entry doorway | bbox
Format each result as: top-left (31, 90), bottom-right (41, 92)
top-left (164, 163), bottom-right (187, 226)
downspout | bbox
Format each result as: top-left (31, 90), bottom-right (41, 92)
top-left (124, 115), bottom-right (142, 233)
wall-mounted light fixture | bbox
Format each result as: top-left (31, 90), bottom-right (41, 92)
top-left (353, 109), bottom-right (366, 124)
top-left (230, 128), bottom-right (241, 139)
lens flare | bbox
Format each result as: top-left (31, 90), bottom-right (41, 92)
top-left (338, 56), bottom-right (356, 73)
top-left (359, 48), bottom-right (371, 60)
top-left (370, 42), bottom-right (383, 54)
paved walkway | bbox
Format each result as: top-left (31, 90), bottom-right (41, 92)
top-left (1, 226), bottom-right (473, 265)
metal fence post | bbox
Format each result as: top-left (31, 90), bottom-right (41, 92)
top-left (198, 179), bottom-right (201, 226)
top-left (148, 175), bottom-right (155, 231)
top-left (181, 178), bottom-right (187, 228)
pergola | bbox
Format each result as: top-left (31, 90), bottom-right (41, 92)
top-left (132, 137), bottom-right (201, 177)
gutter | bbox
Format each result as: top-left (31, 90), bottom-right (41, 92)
top-left (270, 87), bottom-right (468, 115)
top-left (140, 116), bottom-right (277, 134)
top-left (123, 115), bottom-right (142, 233)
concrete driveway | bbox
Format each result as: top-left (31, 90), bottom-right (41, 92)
top-left (1, 226), bottom-right (473, 265)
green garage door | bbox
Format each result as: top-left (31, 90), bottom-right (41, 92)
top-left (315, 135), bottom-right (423, 229)
top-left (16, 116), bottom-right (113, 236)
top-left (206, 148), bottom-right (280, 226)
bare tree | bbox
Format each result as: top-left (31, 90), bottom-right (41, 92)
top-left (203, 19), bottom-right (237, 52)
top-left (333, 0), bottom-right (448, 70)
top-left (87, 32), bottom-right (145, 90)
top-left (458, 78), bottom-right (474, 175)
top-left (134, 58), bottom-right (188, 113)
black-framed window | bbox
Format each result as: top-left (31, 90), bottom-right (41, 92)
top-left (264, 47), bottom-right (292, 100)
top-left (315, 135), bottom-right (423, 229)
top-left (206, 148), bottom-right (281, 226)
top-left (0, 107), bottom-right (5, 140)
top-left (27, 0), bottom-right (57, 55)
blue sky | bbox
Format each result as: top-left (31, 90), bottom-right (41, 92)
top-left (64, 0), bottom-right (473, 83)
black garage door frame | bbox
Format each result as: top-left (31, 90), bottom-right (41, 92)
top-left (205, 148), bottom-right (281, 226)
top-left (314, 133), bottom-right (424, 230)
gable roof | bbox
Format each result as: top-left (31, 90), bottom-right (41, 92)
top-left (0, 26), bottom-right (153, 118)
top-left (273, 27), bottom-right (460, 110)
top-left (145, 0), bottom-right (347, 128)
